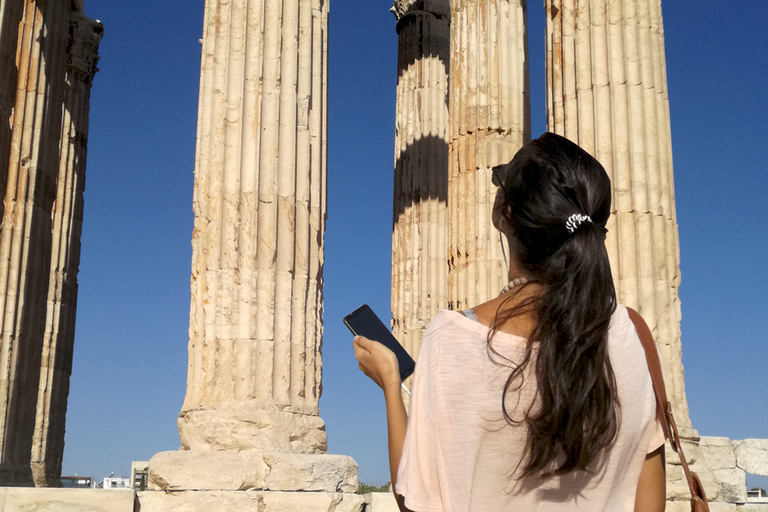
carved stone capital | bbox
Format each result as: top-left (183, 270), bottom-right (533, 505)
top-left (67, 10), bottom-right (103, 84)
top-left (391, 0), bottom-right (450, 20)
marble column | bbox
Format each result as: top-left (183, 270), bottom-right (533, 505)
top-left (144, 1), bottom-right (361, 509)
top-left (0, 0), bottom-right (70, 486)
top-left (390, 0), bottom-right (450, 367)
top-left (0, 0), bottom-right (25, 206)
top-left (545, 0), bottom-right (716, 500)
top-left (545, 0), bottom-right (689, 431)
top-left (447, 0), bottom-right (530, 310)
top-left (30, 6), bottom-right (102, 487)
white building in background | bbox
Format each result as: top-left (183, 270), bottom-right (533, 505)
top-left (60, 475), bottom-right (93, 488)
top-left (747, 488), bottom-right (768, 504)
top-left (102, 473), bottom-right (130, 489)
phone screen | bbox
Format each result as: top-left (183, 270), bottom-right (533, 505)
top-left (344, 304), bottom-right (416, 381)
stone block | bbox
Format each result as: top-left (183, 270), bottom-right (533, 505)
top-left (178, 409), bottom-right (328, 454)
top-left (738, 505), bottom-right (768, 511)
top-left (667, 458), bottom-right (721, 502)
top-left (362, 492), bottom-right (399, 512)
top-left (149, 450), bottom-right (270, 491)
top-left (670, 503), bottom-right (737, 512)
top-left (263, 453), bottom-right (358, 493)
top-left (0, 488), bottom-right (135, 512)
top-left (712, 468), bottom-right (747, 504)
top-left (149, 450), bottom-right (358, 493)
top-left (137, 490), bottom-right (364, 512)
top-left (734, 440), bottom-right (768, 477)
top-left (665, 501), bottom-right (693, 512)
top-left (708, 503), bottom-right (740, 512)
top-left (701, 437), bottom-right (738, 470)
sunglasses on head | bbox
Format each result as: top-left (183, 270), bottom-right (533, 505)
top-left (491, 163), bottom-right (516, 207)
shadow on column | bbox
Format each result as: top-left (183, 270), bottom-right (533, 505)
top-left (393, 135), bottom-right (449, 224)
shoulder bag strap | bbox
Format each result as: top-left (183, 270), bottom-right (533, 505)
top-left (626, 307), bottom-right (709, 508)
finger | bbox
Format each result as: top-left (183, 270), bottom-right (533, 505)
top-left (352, 342), bottom-right (369, 362)
top-left (354, 335), bottom-right (374, 349)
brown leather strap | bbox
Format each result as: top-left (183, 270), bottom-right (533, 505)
top-left (627, 307), bottom-right (706, 505)
top-left (627, 307), bottom-right (671, 443)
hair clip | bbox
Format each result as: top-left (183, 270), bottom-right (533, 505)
top-left (565, 213), bottom-right (592, 233)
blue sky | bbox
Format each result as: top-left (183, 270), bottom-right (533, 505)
top-left (62, 0), bottom-right (767, 488)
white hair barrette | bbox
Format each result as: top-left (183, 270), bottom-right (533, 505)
top-left (565, 213), bottom-right (592, 233)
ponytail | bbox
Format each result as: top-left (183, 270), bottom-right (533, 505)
top-left (491, 133), bottom-right (618, 477)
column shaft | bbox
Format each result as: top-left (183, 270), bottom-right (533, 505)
top-left (391, 3), bottom-right (450, 365)
top-left (447, 0), bottom-right (530, 310)
top-left (179, 0), bottom-right (330, 455)
top-left (29, 8), bottom-right (102, 487)
top-left (0, 0), bottom-right (69, 486)
top-left (545, 0), bottom-right (691, 431)
top-left (0, 0), bottom-right (25, 207)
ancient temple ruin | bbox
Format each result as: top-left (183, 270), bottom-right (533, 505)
top-left (0, 0), bottom-right (101, 487)
top-left (389, 0), bottom-right (765, 508)
top-left (0, 0), bottom-right (765, 510)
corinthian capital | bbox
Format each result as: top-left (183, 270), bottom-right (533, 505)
top-left (67, 10), bottom-right (104, 83)
top-left (391, 0), bottom-right (450, 20)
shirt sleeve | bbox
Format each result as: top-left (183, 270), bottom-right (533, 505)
top-left (395, 325), bottom-right (444, 512)
top-left (647, 413), bottom-right (666, 453)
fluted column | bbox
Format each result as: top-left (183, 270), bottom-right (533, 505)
top-left (30, 7), bottom-right (102, 487)
top-left (390, 0), bottom-right (450, 366)
top-left (0, 0), bottom-right (70, 486)
top-left (177, 0), bottom-right (329, 455)
top-left (144, 3), bottom-right (362, 508)
top-left (0, 0), bottom-right (25, 208)
top-left (545, 0), bottom-right (690, 433)
top-left (447, 0), bottom-right (530, 310)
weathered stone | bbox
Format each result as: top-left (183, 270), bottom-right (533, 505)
top-left (363, 492), bottom-right (400, 512)
top-left (177, 409), bottom-right (327, 454)
top-left (30, 7), bottom-right (103, 488)
top-left (701, 437), bottom-right (738, 470)
top-left (737, 505), bottom-right (768, 512)
top-left (149, 0), bottom-right (360, 504)
top-left (0, 0), bottom-right (100, 486)
top-left (0, 488), bottom-right (134, 512)
top-left (545, 0), bottom-right (692, 435)
top-left (148, 450), bottom-right (270, 491)
top-left (669, 503), bottom-right (738, 512)
top-left (734, 440), bottom-right (768, 477)
top-left (709, 504), bottom-right (740, 512)
top-left (390, 1), bottom-right (450, 383)
top-left (262, 453), bottom-right (358, 493)
top-left (149, 450), bottom-right (358, 494)
top-left (699, 437), bottom-right (746, 503)
top-left (446, 0), bottom-right (529, 310)
top-left (177, 0), bottom-right (331, 455)
top-left (712, 468), bottom-right (747, 504)
top-left (137, 490), bottom-right (364, 512)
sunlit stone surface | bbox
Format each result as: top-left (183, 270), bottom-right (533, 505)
top-left (143, 1), bottom-right (363, 509)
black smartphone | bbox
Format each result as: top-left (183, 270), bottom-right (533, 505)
top-left (344, 304), bottom-right (416, 382)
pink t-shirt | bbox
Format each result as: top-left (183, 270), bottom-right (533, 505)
top-left (395, 305), bottom-right (665, 511)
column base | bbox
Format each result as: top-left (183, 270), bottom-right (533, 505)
top-left (0, 466), bottom-right (33, 487)
top-left (138, 490), bottom-right (364, 512)
top-left (149, 450), bottom-right (359, 493)
top-left (178, 408), bottom-right (328, 454)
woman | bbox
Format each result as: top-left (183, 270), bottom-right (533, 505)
top-left (353, 133), bottom-right (666, 511)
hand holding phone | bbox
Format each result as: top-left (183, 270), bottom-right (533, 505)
top-left (344, 304), bottom-right (416, 382)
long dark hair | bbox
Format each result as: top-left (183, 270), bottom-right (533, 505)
top-left (493, 132), bottom-right (618, 477)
